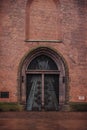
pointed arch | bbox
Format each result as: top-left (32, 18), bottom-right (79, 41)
top-left (18, 47), bottom-right (69, 110)
top-left (26, 0), bottom-right (61, 40)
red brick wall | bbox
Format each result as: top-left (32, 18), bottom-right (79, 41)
top-left (0, 0), bottom-right (87, 102)
top-left (26, 0), bottom-right (61, 40)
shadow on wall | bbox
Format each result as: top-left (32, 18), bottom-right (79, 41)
top-left (76, 0), bottom-right (87, 7)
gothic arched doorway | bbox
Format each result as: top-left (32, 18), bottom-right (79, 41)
top-left (26, 55), bottom-right (59, 111)
top-left (19, 47), bottom-right (69, 111)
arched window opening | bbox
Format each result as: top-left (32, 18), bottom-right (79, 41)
top-left (27, 55), bottom-right (58, 70)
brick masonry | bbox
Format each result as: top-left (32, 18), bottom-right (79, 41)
top-left (0, 0), bottom-right (87, 103)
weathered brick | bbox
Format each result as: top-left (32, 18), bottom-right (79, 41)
top-left (0, 0), bottom-right (87, 103)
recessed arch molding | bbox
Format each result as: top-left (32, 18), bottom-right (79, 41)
top-left (18, 47), bottom-right (69, 111)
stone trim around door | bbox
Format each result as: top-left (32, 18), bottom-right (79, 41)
top-left (18, 47), bottom-right (69, 111)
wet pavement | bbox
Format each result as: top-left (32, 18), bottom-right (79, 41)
top-left (0, 112), bottom-right (87, 130)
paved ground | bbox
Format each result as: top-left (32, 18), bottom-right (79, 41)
top-left (0, 112), bottom-right (87, 130)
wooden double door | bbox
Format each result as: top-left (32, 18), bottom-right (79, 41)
top-left (26, 73), bottom-right (59, 111)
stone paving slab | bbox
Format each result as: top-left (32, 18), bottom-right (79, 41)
top-left (0, 112), bottom-right (87, 130)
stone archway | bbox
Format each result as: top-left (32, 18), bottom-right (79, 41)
top-left (18, 47), bottom-right (69, 111)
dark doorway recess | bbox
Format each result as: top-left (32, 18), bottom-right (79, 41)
top-left (19, 47), bottom-right (69, 111)
top-left (26, 55), bottom-right (59, 111)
